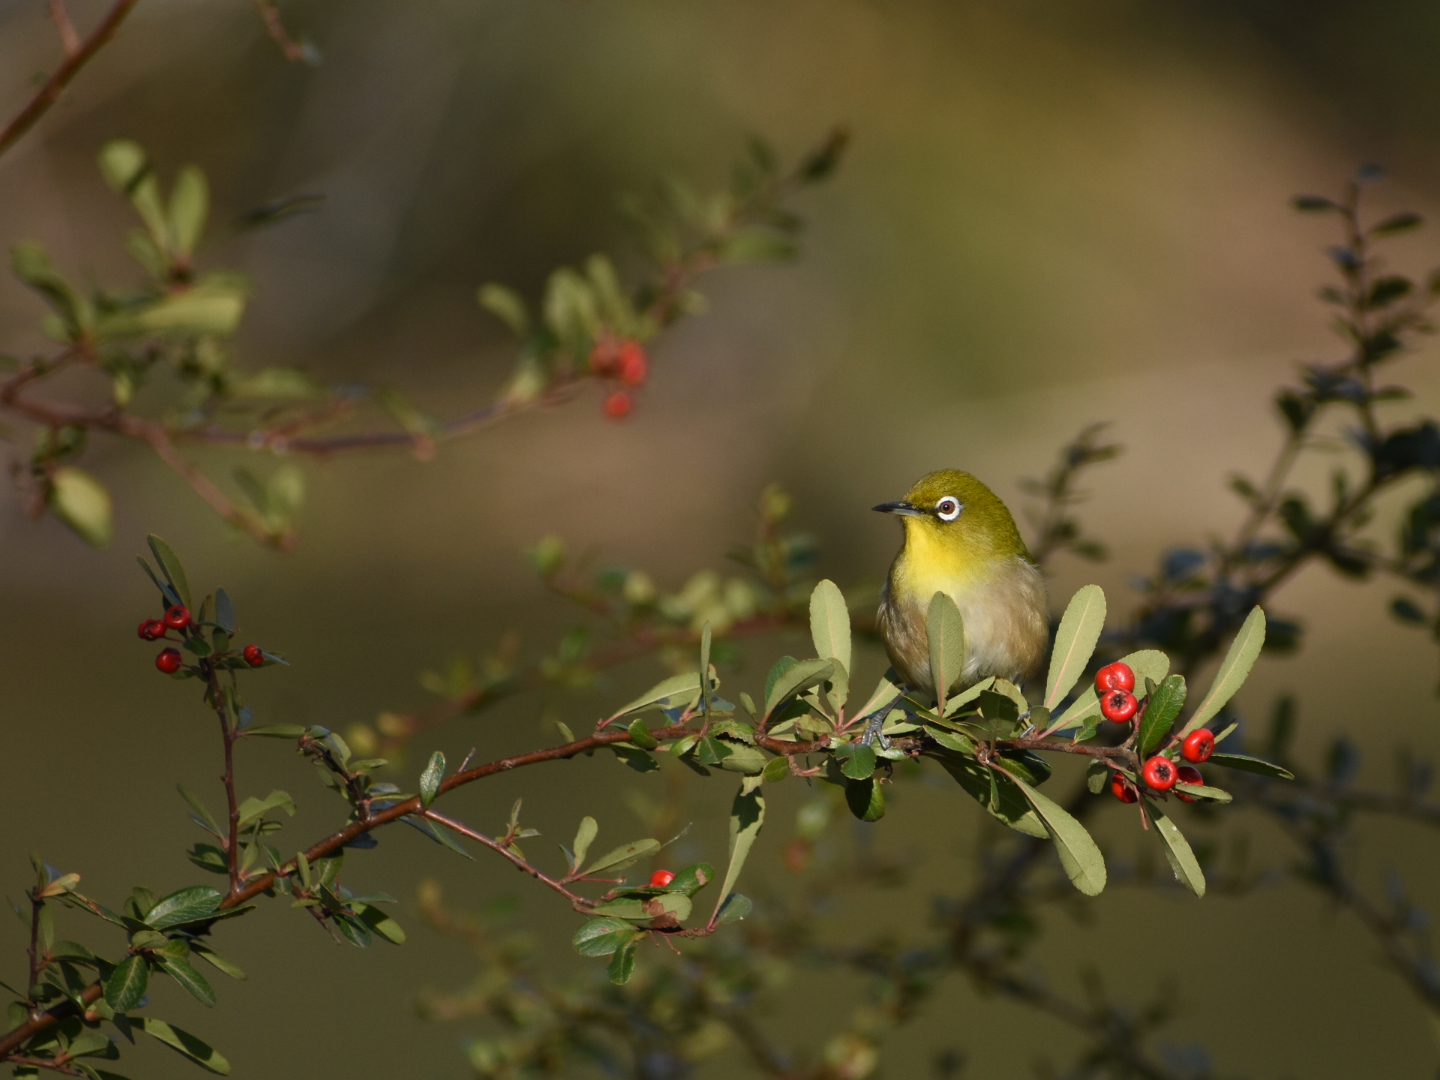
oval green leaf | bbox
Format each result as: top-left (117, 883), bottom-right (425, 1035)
top-left (1180, 606), bottom-right (1266, 735)
top-left (926, 591), bottom-right (966, 709)
top-left (1044, 585), bottom-right (1106, 709)
top-left (1143, 801), bottom-right (1206, 897)
top-left (809, 579), bottom-right (852, 681)
top-left (1005, 772), bottom-right (1107, 895)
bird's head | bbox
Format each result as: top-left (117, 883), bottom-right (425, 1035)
top-left (874, 470), bottom-right (1031, 566)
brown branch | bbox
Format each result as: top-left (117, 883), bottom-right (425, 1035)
top-left (203, 662), bottom-right (243, 898)
top-left (0, 0), bottom-right (143, 160)
top-left (421, 809), bottom-right (594, 911)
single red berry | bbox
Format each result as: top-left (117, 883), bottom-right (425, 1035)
top-left (138, 618), bottom-right (165, 641)
top-left (155, 648), bottom-right (183, 674)
top-left (243, 645), bottom-right (264, 667)
top-left (1099, 688), bottom-right (1138, 724)
top-left (1181, 728), bottom-right (1216, 763)
top-left (617, 341), bottom-right (648, 387)
top-left (1175, 764), bottom-right (1204, 802)
top-left (1095, 661), bottom-right (1136, 693)
top-left (649, 869), bottom-right (676, 889)
top-left (603, 391), bottom-right (633, 420)
top-left (163, 605), bottom-right (191, 631)
top-left (1111, 773), bottom-right (1138, 803)
top-left (1143, 755), bottom-right (1178, 791)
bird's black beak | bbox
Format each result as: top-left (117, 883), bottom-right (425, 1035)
top-left (873, 501), bottom-right (925, 518)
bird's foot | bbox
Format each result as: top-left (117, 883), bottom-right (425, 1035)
top-left (858, 711), bottom-right (892, 750)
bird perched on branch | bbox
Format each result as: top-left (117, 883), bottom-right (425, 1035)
top-left (874, 470), bottom-right (1049, 699)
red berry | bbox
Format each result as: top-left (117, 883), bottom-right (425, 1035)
top-left (617, 341), bottom-right (648, 386)
top-left (1142, 755), bottom-right (1178, 791)
top-left (138, 618), bottom-right (165, 641)
top-left (243, 645), bottom-right (264, 667)
top-left (1181, 728), bottom-right (1215, 763)
top-left (164, 605), bottom-right (191, 631)
top-left (1095, 662), bottom-right (1135, 693)
top-left (603, 391), bottom-right (633, 420)
top-left (1099, 688), bottom-right (1138, 724)
top-left (156, 648), bottom-right (183, 674)
top-left (1110, 773), bottom-right (1138, 803)
top-left (1175, 764), bottom-right (1204, 802)
top-left (648, 869), bottom-right (676, 889)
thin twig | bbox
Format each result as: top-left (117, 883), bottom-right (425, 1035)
top-left (0, 0), bottom-right (143, 159)
top-left (421, 809), bottom-right (593, 911)
top-left (46, 0), bottom-right (81, 56)
top-left (251, 0), bottom-right (308, 62)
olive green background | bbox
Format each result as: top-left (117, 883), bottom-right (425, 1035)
top-left (3, 0), bottom-right (1440, 1076)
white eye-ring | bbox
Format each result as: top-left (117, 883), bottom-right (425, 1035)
top-left (936, 497), bottom-right (962, 522)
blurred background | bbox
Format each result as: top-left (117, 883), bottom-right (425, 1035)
top-left (3, 0), bottom-right (1440, 1075)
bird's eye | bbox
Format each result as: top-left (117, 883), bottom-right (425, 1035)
top-left (936, 498), bottom-right (962, 521)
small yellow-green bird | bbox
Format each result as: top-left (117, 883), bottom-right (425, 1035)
top-left (874, 470), bottom-right (1049, 699)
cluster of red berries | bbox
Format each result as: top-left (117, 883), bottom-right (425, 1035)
top-left (138, 604), bottom-right (266, 674)
top-left (589, 337), bottom-right (648, 421)
top-left (1093, 661), bottom-right (1216, 803)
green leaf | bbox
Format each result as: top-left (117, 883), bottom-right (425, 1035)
top-left (761, 755), bottom-right (790, 782)
top-left (477, 283), bottom-right (530, 337)
top-left (854, 671), bottom-right (904, 720)
top-left (606, 672), bottom-right (701, 723)
top-left (1207, 753), bottom-right (1294, 780)
top-left (354, 902), bottom-right (406, 944)
top-left (607, 937), bottom-right (639, 984)
top-left (132, 1017), bottom-right (230, 1075)
top-left (240, 724), bottom-right (307, 739)
top-left (400, 815), bottom-right (475, 860)
top-left (1180, 607), bottom-right (1266, 735)
top-left (941, 675), bottom-right (996, 717)
top-left (711, 778), bottom-right (766, 925)
top-left (764, 656), bottom-right (797, 703)
top-left (933, 751), bottom-right (1045, 836)
top-left (418, 751), bottom-right (445, 809)
top-left (925, 724), bottom-right (977, 754)
top-left (177, 785), bottom-right (222, 837)
top-left (144, 886), bottom-right (221, 930)
top-left (572, 916), bottom-right (638, 957)
top-left (213, 589), bottom-right (235, 633)
top-left (1006, 773), bottom-right (1107, 895)
top-left (1143, 801), bottom-right (1206, 897)
top-left (1046, 650), bottom-right (1170, 733)
top-left (188, 943), bottom-right (244, 981)
top-left (583, 839), bottom-right (661, 876)
top-left (1045, 585), bottom-right (1106, 709)
top-left (715, 741), bottom-right (767, 775)
top-left (156, 956), bottom-right (216, 1007)
top-left (147, 535), bottom-right (192, 611)
top-left (571, 816), bottom-right (598, 872)
top-left (716, 892), bottom-right (753, 923)
top-left (611, 744), bottom-right (660, 773)
top-left (926, 591), bottom-right (966, 710)
top-left (833, 743), bottom-right (876, 780)
top-left (764, 657), bottom-right (835, 717)
top-left (627, 718), bottom-right (659, 750)
top-left (168, 166), bottom-right (208, 260)
top-left (808, 579), bottom-right (852, 684)
top-left (1137, 675), bottom-right (1187, 757)
top-left (235, 791), bottom-right (295, 832)
top-left (104, 955), bottom-right (148, 1011)
top-left (48, 468), bottom-right (113, 548)
top-left (1086, 759), bottom-right (1109, 794)
top-left (844, 777), bottom-right (885, 822)
top-left (1175, 783), bottom-right (1232, 803)
top-left (666, 863), bottom-right (714, 896)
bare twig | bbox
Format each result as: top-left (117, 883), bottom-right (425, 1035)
top-left (251, 0), bottom-right (308, 63)
top-left (0, 0), bottom-right (143, 159)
